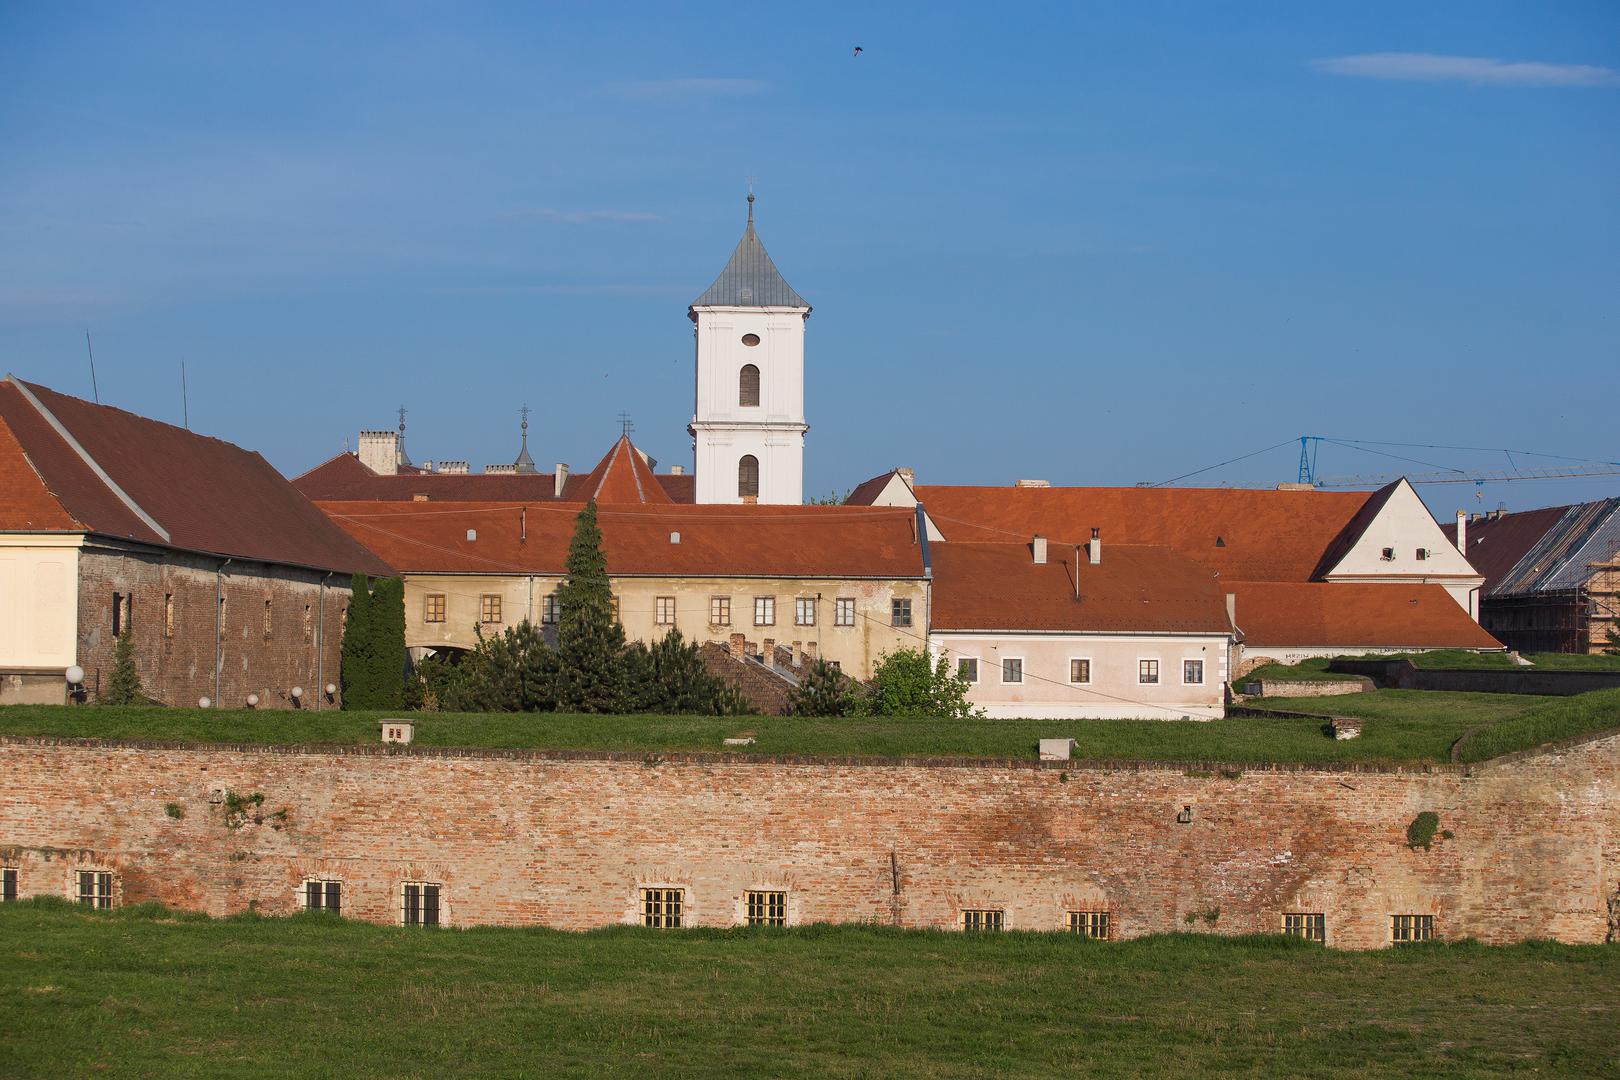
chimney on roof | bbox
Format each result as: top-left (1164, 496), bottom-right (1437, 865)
top-left (1089, 528), bottom-right (1101, 565)
top-left (357, 430), bottom-right (400, 476)
top-left (1454, 509), bottom-right (1467, 556)
top-left (670, 464), bottom-right (686, 476)
top-left (1015, 479), bottom-right (1050, 489)
top-left (554, 464), bottom-right (569, 498)
top-left (896, 467), bottom-right (916, 487)
top-left (1032, 535), bottom-right (1047, 565)
top-left (1225, 592), bottom-right (1236, 630)
top-left (439, 460), bottom-right (470, 475)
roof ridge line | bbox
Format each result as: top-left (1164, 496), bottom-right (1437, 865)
top-left (5, 375), bottom-right (171, 543)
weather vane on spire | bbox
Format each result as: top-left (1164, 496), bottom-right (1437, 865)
top-left (397, 406), bottom-right (407, 433)
top-left (520, 404), bottom-right (530, 433)
top-left (618, 411), bottom-right (634, 437)
top-left (746, 176), bottom-right (756, 222)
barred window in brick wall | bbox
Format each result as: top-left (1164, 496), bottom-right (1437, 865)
top-left (480, 595), bottom-right (502, 624)
top-left (541, 595), bottom-right (558, 624)
top-left (710, 596), bottom-right (731, 626)
top-left (754, 596), bottom-right (775, 626)
top-left (794, 597), bottom-right (815, 626)
top-left (111, 591), bottom-right (128, 636)
top-left (834, 597), bottom-right (855, 626)
top-left (1183, 659), bottom-right (1204, 685)
top-left (165, 593), bottom-right (176, 639)
top-left (1283, 913), bottom-right (1325, 942)
top-left (642, 887), bottom-right (683, 928)
top-left (263, 598), bottom-right (273, 639)
top-left (403, 882), bottom-right (441, 927)
top-left (957, 658), bottom-right (979, 683)
top-left (424, 594), bottom-right (447, 623)
top-left (1391, 914), bottom-right (1434, 944)
top-left (76, 870), bottom-right (113, 909)
top-left (302, 602), bottom-right (312, 644)
top-left (1, 867), bottom-right (17, 902)
top-left (745, 890), bottom-right (787, 927)
top-left (304, 880), bottom-right (342, 915)
top-left (961, 909), bottom-right (1003, 932)
top-left (1139, 659), bottom-right (1160, 685)
top-left (656, 596), bottom-right (676, 625)
top-left (1068, 911), bottom-right (1109, 939)
top-left (891, 597), bottom-right (912, 626)
top-left (218, 595), bottom-right (227, 640)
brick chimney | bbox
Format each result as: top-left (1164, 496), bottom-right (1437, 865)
top-left (553, 464), bottom-right (569, 498)
top-left (1454, 509), bottom-right (1467, 555)
top-left (1032, 535), bottom-right (1047, 564)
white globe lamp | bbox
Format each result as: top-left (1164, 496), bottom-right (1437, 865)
top-left (198, 696), bottom-right (212, 709)
top-left (246, 693), bottom-right (260, 708)
top-left (65, 665), bottom-right (85, 685)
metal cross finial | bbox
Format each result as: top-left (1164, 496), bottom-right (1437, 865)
top-left (746, 177), bottom-right (756, 222)
top-left (618, 411), bottom-right (634, 437)
top-left (397, 406), bottom-right (407, 433)
top-left (520, 404), bottom-right (530, 432)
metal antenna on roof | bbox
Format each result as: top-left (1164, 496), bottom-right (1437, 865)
top-left (618, 412), bottom-right (635, 438)
top-left (84, 330), bottom-right (100, 403)
top-left (181, 360), bottom-right (190, 429)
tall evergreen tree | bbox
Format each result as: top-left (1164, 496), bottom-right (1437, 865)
top-left (368, 577), bottom-right (408, 710)
top-left (553, 501), bottom-right (629, 712)
top-left (102, 627), bottom-right (143, 706)
top-left (340, 573), bottom-right (374, 709)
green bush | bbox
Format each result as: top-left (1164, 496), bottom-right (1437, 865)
top-left (1406, 811), bottom-right (1440, 850)
top-left (790, 659), bottom-right (856, 716)
top-left (850, 649), bottom-right (981, 719)
top-left (101, 627), bottom-right (143, 706)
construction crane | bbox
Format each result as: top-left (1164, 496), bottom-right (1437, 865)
top-left (1295, 435), bottom-right (1620, 490)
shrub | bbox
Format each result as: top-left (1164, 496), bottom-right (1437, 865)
top-left (1407, 811), bottom-right (1440, 850)
top-left (789, 659), bottom-right (856, 717)
top-left (101, 627), bottom-right (143, 705)
top-left (851, 648), bottom-right (981, 719)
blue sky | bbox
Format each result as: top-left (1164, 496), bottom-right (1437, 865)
top-left (2, 2), bottom-right (1616, 511)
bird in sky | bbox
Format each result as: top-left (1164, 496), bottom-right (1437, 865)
top-left (852, 46), bottom-right (863, 57)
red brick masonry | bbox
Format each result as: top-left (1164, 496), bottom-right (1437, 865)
top-left (2, 733), bottom-right (1615, 949)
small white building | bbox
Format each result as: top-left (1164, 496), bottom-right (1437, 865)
top-left (688, 194), bottom-right (809, 506)
top-left (928, 534), bottom-right (1234, 720)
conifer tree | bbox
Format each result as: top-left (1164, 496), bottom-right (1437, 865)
top-left (553, 501), bottom-right (630, 712)
top-left (368, 577), bottom-right (408, 710)
top-left (789, 659), bottom-right (853, 717)
top-left (102, 627), bottom-right (143, 706)
top-left (340, 573), bottom-right (374, 708)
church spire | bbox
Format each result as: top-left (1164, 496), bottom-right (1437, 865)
top-left (690, 191), bottom-right (808, 310)
top-left (513, 405), bottom-right (537, 474)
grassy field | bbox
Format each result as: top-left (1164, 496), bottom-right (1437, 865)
top-left (1239, 658), bottom-right (1363, 682)
top-left (1247, 651), bottom-right (1620, 679)
top-left (2, 901), bottom-right (1614, 1079)
top-left (2, 691), bottom-right (1617, 766)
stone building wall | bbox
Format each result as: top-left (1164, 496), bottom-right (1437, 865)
top-left (74, 540), bottom-right (353, 709)
top-left (0, 731), bottom-right (1614, 949)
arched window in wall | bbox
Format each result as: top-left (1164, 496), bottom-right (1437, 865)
top-left (739, 364), bottom-right (761, 407)
top-left (738, 455), bottom-right (760, 499)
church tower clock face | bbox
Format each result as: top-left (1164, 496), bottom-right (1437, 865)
top-left (687, 194), bottom-right (810, 506)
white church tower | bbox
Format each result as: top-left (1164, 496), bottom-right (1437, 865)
top-left (688, 193), bottom-right (809, 504)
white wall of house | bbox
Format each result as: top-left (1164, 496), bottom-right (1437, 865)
top-left (929, 630), bottom-right (1230, 720)
top-left (690, 306), bottom-right (808, 505)
top-left (0, 535), bottom-right (81, 670)
top-left (1322, 481), bottom-right (1484, 616)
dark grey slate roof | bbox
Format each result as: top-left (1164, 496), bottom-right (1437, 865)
top-left (1493, 497), bottom-right (1620, 597)
top-left (691, 211), bottom-right (808, 310)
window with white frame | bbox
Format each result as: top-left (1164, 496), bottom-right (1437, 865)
top-left (1002, 658), bottom-right (1023, 684)
top-left (641, 887), bottom-right (683, 928)
top-left (541, 594), bottom-right (558, 624)
top-left (655, 596), bottom-right (676, 625)
top-left (1070, 658), bottom-right (1091, 684)
top-left (834, 597), bottom-right (856, 627)
top-left (754, 596), bottom-right (775, 626)
top-left (961, 909), bottom-right (1003, 932)
top-left (303, 879), bottom-right (342, 915)
top-left (76, 870), bottom-right (113, 909)
top-left (1183, 659), bottom-right (1204, 685)
top-left (794, 597), bottom-right (816, 626)
top-left (957, 657), bottom-right (979, 683)
top-left (403, 882), bottom-right (441, 927)
top-left (1138, 659), bottom-right (1160, 685)
top-left (745, 890), bottom-right (787, 927)
top-left (1069, 910), bottom-right (1109, 939)
top-left (891, 598), bottom-right (912, 627)
top-left (710, 596), bottom-right (731, 626)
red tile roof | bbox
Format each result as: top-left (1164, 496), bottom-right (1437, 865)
top-left (930, 542), bottom-right (1231, 633)
top-left (846, 470), bottom-right (904, 507)
top-left (1442, 507), bottom-right (1569, 594)
top-left (915, 485), bottom-right (1381, 582)
top-left (570, 436), bottom-right (674, 504)
top-left (315, 501), bottom-right (929, 579)
top-left (292, 444), bottom-right (696, 504)
top-left (0, 406), bottom-right (82, 531)
top-left (0, 378), bottom-right (392, 576)
top-left (1231, 581), bottom-right (1502, 649)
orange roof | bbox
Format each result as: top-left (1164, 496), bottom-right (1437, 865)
top-left (915, 485), bottom-right (1379, 582)
top-left (572, 436), bottom-right (674, 504)
top-left (316, 501), bottom-right (928, 579)
top-left (1231, 581), bottom-right (1502, 649)
top-left (930, 542), bottom-right (1231, 633)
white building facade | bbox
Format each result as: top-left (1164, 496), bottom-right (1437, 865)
top-left (689, 195), bottom-right (810, 505)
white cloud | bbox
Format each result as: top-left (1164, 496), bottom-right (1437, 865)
top-left (501, 208), bottom-right (662, 224)
top-left (1312, 52), bottom-right (1620, 88)
top-left (607, 77), bottom-right (767, 101)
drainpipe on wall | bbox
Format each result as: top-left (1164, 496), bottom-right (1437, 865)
top-left (315, 570), bottom-right (333, 710)
top-left (213, 558), bottom-right (233, 707)
top-left (527, 575), bottom-right (535, 625)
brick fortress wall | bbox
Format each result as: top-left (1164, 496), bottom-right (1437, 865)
top-left (76, 542), bottom-right (353, 709)
top-left (1, 732), bottom-right (1615, 949)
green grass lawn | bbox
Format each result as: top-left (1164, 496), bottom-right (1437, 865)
top-left (1239, 657), bottom-right (1363, 682)
top-left (1, 901), bottom-right (1614, 1079)
top-left (2, 691), bottom-right (1617, 766)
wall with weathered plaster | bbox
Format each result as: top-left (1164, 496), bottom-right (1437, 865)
top-left (0, 732), bottom-right (1614, 948)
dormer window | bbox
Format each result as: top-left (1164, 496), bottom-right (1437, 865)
top-left (739, 364), bottom-right (760, 407)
